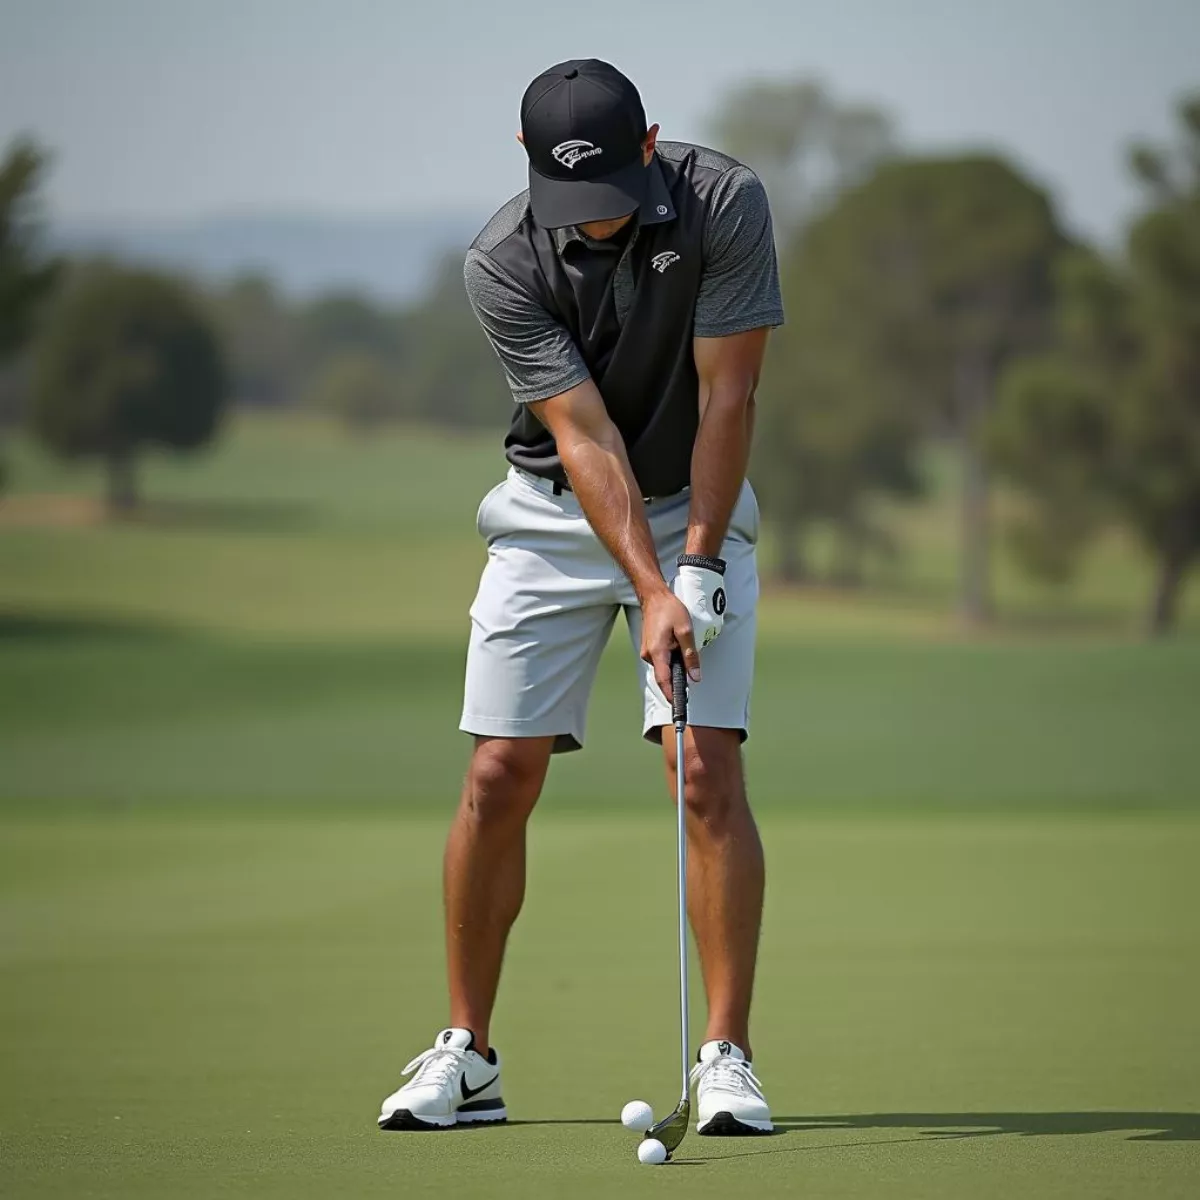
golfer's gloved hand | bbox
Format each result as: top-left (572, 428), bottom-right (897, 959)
top-left (672, 554), bottom-right (727, 650)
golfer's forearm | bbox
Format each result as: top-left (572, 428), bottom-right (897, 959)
top-left (686, 384), bottom-right (754, 557)
top-left (559, 436), bottom-right (669, 604)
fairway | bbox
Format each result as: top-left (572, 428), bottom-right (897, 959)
top-left (1, 816), bottom-right (1197, 1199)
top-left (2, 417), bottom-right (1198, 1198)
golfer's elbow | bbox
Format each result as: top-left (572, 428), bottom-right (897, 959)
top-left (557, 414), bottom-right (624, 470)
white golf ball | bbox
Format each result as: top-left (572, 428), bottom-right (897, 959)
top-left (637, 1138), bottom-right (668, 1165)
top-left (621, 1100), bottom-right (654, 1132)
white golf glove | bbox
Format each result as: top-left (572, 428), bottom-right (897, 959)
top-left (672, 554), bottom-right (727, 650)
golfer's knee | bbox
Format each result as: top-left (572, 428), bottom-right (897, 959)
top-left (463, 738), bottom-right (546, 826)
top-left (678, 746), bottom-right (746, 831)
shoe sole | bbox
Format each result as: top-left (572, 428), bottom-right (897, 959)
top-left (379, 1108), bottom-right (507, 1132)
top-left (697, 1111), bottom-right (774, 1136)
top-left (459, 1107), bottom-right (508, 1125)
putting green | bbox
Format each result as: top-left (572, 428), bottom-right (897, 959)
top-left (2, 814), bottom-right (1197, 1199)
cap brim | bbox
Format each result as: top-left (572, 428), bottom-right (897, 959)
top-left (528, 157), bottom-right (650, 229)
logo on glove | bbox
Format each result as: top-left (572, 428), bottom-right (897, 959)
top-left (674, 559), bottom-right (727, 652)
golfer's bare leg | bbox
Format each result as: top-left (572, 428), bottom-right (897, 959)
top-left (663, 725), bottom-right (764, 1059)
top-left (444, 735), bottom-right (553, 1058)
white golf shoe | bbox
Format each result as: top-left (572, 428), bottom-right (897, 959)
top-left (692, 1039), bottom-right (774, 1135)
top-left (378, 1028), bottom-right (506, 1130)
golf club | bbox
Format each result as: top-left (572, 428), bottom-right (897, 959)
top-left (643, 650), bottom-right (691, 1159)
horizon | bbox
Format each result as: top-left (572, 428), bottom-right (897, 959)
top-left (3, 0), bottom-right (1199, 244)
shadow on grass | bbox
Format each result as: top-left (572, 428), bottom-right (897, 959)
top-left (667, 1112), bottom-right (1200, 1167)
top-left (771, 1112), bottom-right (1200, 1143)
top-left (494, 1111), bottom-right (1200, 1148)
top-left (0, 611), bottom-right (192, 642)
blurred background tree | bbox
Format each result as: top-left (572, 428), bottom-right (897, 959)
top-left (30, 263), bottom-right (228, 512)
top-left (4, 78), bottom-right (1195, 633)
top-left (0, 138), bottom-right (58, 365)
top-left (208, 275), bottom-right (298, 410)
top-left (295, 291), bottom-right (405, 386)
top-left (396, 253), bottom-right (511, 430)
top-left (305, 349), bottom-right (397, 432)
top-left (709, 78), bottom-right (902, 582)
top-left (765, 154), bottom-right (1064, 618)
top-left (991, 91), bottom-right (1200, 635)
top-left (756, 232), bottom-right (925, 583)
top-left (709, 77), bottom-right (896, 234)
top-left (0, 137), bottom-right (59, 488)
top-left (202, 256), bottom-right (508, 432)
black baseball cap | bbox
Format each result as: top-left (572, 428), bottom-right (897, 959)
top-left (521, 59), bottom-right (652, 229)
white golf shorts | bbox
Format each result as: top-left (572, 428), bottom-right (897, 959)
top-left (461, 467), bottom-right (759, 752)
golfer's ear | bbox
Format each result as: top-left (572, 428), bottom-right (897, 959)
top-left (642, 123), bottom-right (660, 163)
top-left (516, 131), bottom-right (525, 146)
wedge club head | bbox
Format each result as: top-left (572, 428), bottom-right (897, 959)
top-left (644, 1098), bottom-right (690, 1157)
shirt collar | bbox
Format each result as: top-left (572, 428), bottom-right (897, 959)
top-left (639, 155), bottom-right (676, 226)
top-left (553, 155), bottom-right (676, 251)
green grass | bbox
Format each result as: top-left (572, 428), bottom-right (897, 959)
top-left (1, 816), bottom-right (1197, 1199)
top-left (1, 415), bottom-right (1198, 1196)
top-left (1, 632), bottom-right (1198, 812)
top-left (2, 414), bottom-right (1197, 639)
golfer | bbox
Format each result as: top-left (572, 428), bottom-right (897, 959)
top-left (379, 59), bottom-right (783, 1136)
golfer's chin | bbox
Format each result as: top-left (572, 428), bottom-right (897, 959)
top-left (575, 211), bottom-right (637, 240)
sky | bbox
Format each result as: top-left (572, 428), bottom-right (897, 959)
top-left (2, 0), bottom-right (1198, 241)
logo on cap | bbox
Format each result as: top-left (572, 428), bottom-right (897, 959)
top-left (651, 251), bottom-right (680, 274)
top-left (551, 139), bottom-right (604, 169)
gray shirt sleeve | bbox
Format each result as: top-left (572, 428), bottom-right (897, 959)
top-left (463, 248), bottom-right (590, 404)
top-left (694, 166), bottom-right (785, 338)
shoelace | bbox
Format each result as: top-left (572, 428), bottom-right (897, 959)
top-left (690, 1055), bottom-right (764, 1098)
top-left (401, 1045), bottom-right (469, 1089)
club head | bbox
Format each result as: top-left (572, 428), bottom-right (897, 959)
top-left (644, 1099), bottom-right (689, 1157)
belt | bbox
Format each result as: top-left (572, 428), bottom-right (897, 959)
top-left (515, 467), bottom-right (681, 506)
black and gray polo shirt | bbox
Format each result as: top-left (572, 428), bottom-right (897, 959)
top-left (464, 140), bottom-right (784, 497)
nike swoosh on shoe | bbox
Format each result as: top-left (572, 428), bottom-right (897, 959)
top-left (461, 1074), bottom-right (499, 1102)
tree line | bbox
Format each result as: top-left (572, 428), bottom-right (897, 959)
top-left (0, 81), bottom-right (1196, 632)
top-left (722, 80), bottom-right (1198, 634)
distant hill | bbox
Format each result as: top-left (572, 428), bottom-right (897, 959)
top-left (50, 211), bottom-right (486, 303)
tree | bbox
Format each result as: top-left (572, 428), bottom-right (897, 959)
top-left (0, 138), bottom-right (58, 366)
top-left (30, 263), bottom-right (228, 512)
top-left (397, 253), bottom-right (511, 430)
top-left (754, 237), bottom-right (925, 583)
top-left (709, 78), bottom-right (900, 580)
top-left (305, 350), bottom-right (397, 430)
top-left (296, 291), bottom-right (404, 378)
top-left (0, 138), bottom-right (59, 490)
top-left (778, 155), bottom-right (1065, 620)
top-left (208, 274), bottom-right (298, 408)
top-left (991, 92), bottom-right (1200, 635)
top-left (708, 78), bottom-right (896, 236)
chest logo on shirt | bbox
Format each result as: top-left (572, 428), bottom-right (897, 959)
top-left (651, 250), bottom-right (681, 274)
top-left (552, 139), bottom-right (604, 169)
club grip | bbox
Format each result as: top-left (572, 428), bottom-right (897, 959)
top-left (671, 650), bottom-right (688, 727)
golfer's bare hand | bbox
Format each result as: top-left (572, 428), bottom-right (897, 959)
top-left (640, 588), bottom-right (700, 701)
